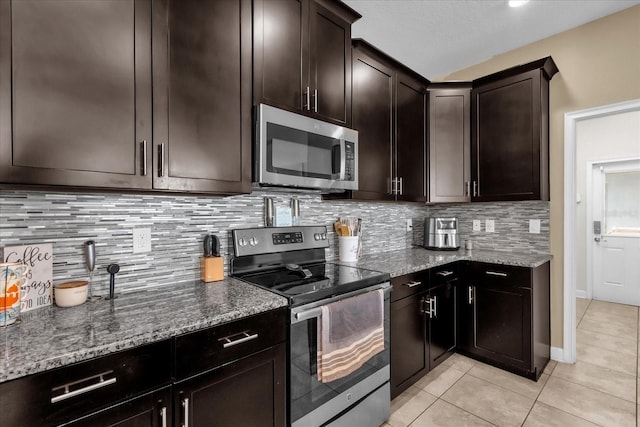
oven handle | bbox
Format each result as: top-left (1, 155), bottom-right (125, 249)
top-left (291, 282), bottom-right (391, 324)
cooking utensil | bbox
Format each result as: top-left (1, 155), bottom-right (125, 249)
top-left (84, 240), bottom-right (101, 300)
top-left (107, 263), bottom-right (120, 299)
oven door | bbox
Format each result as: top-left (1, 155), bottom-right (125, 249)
top-left (289, 283), bottom-right (391, 427)
top-left (255, 104), bottom-right (358, 191)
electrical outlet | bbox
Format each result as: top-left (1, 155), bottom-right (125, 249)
top-left (133, 228), bottom-right (151, 253)
top-left (472, 220), bottom-right (482, 232)
top-left (485, 220), bottom-right (495, 233)
top-left (406, 219), bottom-right (413, 232)
top-left (529, 219), bottom-right (541, 234)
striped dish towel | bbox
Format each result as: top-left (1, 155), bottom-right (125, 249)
top-left (317, 289), bottom-right (384, 383)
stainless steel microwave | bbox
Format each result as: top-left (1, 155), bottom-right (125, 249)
top-left (254, 104), bottom-right (358, 192)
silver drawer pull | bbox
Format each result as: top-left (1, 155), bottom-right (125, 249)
top-left (220, 331), bottom-right (259, 348)
top-left (436, 270), bottom-right (453, 277)
top-left (404, 280), bottom-right (422, 288)
top-left (182, 397), bottom-right (190, 427)
top-left (486, 271), bottom-right (508, 277)
top-left (51, 371), bottom-right (117, 403)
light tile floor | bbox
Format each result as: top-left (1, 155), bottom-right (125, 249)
top-left (384, 298), bottom-right (639, 427)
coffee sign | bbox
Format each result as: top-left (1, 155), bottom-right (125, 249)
top-left (1, 244), bottom-right (53, 311)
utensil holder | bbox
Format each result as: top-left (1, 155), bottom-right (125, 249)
top-left (338, 236), bottom-right (360, 263)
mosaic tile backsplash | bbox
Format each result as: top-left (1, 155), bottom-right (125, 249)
top-left (0, 190), bottom-right (549, 295)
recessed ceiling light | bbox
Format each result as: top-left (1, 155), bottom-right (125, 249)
top-left (509, 0), bottom-right (530, 7)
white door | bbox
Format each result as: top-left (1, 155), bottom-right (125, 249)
top-left (591, 160), bottom-right (640, 305)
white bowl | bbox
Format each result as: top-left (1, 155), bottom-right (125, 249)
top-left (54, 281), bottom-right (88, 307)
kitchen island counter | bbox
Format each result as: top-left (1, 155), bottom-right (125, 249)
top-left (0, 278), bottom-right (287, 383)
top-left (340, 247), bottom-right (552, 277)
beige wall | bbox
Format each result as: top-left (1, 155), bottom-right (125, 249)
top-left (440, 6), bottom-right (640, 348)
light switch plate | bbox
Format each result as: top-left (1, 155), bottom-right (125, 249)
top-left (406, 219), bottom-right (413, 231)
top-left (529, 219), bottom-right (541, 234)
top-left (133, 228), bottom-right (151, 253)
top-left (472, 220), bottom-right (482, 232)
top-left (485, 220), bottom-right (495, 233)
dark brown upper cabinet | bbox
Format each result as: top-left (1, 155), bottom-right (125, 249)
top-left (471, 57), bottom-right (558, 202)
top-left (152, 0), bottom-right (252, 194)
top-left (253, 0), bottom-right (360, 127)
top-left (0, 0), bottom-right (153, 189)
top-left (428, 83), bottom-right (471, 203)
top-left (348, 40), bottom-right (428, 202)
top-left (0, 0), bottom-right (252, 195)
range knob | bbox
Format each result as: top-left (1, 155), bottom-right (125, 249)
top-left (249, 237), bottom-right (258, 247)
top-left (321, 233), bottom-right (327, 240)
top-left (238, 237), bottom-right (247, 247)
top-left (314, 233), bottom-right (320, 241)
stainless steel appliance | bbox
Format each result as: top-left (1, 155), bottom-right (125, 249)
top-left (424, 217), bottom-right (460, 250)
top-left (254, 104), bottom-right (358, 192)
top-left (231, 226), bottom-right (390, 427)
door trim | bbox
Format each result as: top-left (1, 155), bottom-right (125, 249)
top-left (563, 98), bottom-right (640, 364)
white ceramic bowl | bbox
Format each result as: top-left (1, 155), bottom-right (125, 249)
top-left (54, 281), bottom-right (88, 307)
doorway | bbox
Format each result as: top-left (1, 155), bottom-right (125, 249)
top-left (588, 159), bottom-right (640, 305)
top-left (563, 99), bottom-right (640, 364)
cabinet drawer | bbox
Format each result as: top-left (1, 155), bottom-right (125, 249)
top-left (175, 308), bottom-right (287, 381)
top-left (430, 263), bottom-right (459, 287)
top-left (0, 339), bottom-right (172, 427)
top-left (468, 262), bottom-right (531, 288)
top-left (391, 271), bottom-right (428, 302)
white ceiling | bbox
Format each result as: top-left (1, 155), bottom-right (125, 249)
top-left (343, 0), bottom-right (640, 79)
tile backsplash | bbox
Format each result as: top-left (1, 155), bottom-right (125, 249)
top-left (0, 190), bottom-right (548, 295)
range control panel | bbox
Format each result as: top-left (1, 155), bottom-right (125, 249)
top-left (232, 226), bottom-right (329, 257)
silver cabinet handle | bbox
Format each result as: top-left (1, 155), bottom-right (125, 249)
top-left (304, 86), bottom-right (311, 111)
top-left (140, 140), bottom-right (147, 176)
top-left (436, 270), bottom-right (453, 277)
top-left (182, 397), bottom-right (190, 427)
top-left (431, 296), bottom-right (437, 318)
top-left (486, 271), bottom-right (508, 277)
top-left (390, 177), bottom-right (397, 195)
top-left (468, 286), bottom-right (473, 304)
top-left (313, 89), bottom-right (318, 113)
top-left (398, 177), bottom-right (403, 195)
top-left (404, 280), bottom-right (422, 288)
top-left (219, 331), bottom-right (259, 348)
top-left (465, 181), bottom-right (470, 197)
top-left (160, 406), bottom-right (167, 427)
top-left (51, 371), bottom-right (116, 403)
top-left (158, 143), bottom-right (165, 177)
top-left (473, 181), bottom-right (478, 197)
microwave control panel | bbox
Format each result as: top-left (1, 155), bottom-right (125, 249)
top-left (345, 142), bottom-right (355, 181)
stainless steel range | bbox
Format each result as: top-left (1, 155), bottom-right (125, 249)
top-left (231, 226), bottom-right (391, 427)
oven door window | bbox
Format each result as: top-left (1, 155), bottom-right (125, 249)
top-left (267, 123), bottom-right (340, 180)
top-left (289, 299), bottom-right (390, 424)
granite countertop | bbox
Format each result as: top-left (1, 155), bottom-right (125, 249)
top-left (339, 247), bottom-right (552, 278)
top-left (0, 247), bottom-right (551, 384)
top-left (0, 278), bottom-right (288, 383)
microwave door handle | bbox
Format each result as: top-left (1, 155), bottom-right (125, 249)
top-left (339, 139), bottom-right (346, 181)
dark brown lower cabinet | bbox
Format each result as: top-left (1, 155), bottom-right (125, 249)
top-left (61, 386), bottom-right (171, 427)
top-left (390, 268), bottom-right (457, 399)
top-left (175, 344), bottom-right (286, 427)
top-left (458, 261), bottom-right (550, 380)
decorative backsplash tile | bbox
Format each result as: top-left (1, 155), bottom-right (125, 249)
top-left (0, 190), bottom-right (548, 295)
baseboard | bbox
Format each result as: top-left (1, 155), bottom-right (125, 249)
top-left (576, 290), bottom-right (587, 299)
top-left (550, 346), bottom-right (564, 362)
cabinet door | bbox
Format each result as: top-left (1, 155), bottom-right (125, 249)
top-left (428, 280), bottom-right (456, 369)
top-left (471, 70), bottom-right (542, 201)
top-left (395, 72), bottom-right (427, 202)
top-left (152, 0), bottom-right (251, 194)
top-left (62, 387), bottom-right (171, 427)
top-left (253, 0), bottom-right (308, 113)
top-left (308, 1), bottom-right (351, 126)
top-left (175, 344), bottom-right (286, 427)
top-left (0, 0), bottom-right (152, 189)
top-left (390, 292), bottom-right (428, 399)
top-left (351, 49), bottom-right (394, 201)
top-left (428, 86), bottom-right (471, 203)
top-left (456, 283), bottom-right (474, 355)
